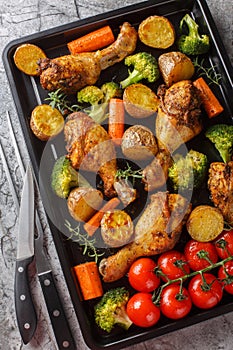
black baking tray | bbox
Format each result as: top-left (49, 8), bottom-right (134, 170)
top-left (3, 0), bottom-right (233, 349)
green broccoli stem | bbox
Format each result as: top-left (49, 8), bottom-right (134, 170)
top-left (219, 149), bottom-right (231, 164)
top-left (120, 70), bottom-right (144, 89)
top-left (87, 102), bottom-right (109, 124)
top-left (153, 255), bottom-right (233, 305)
top-left (182, 14), bottom-right (199, 39)
top-left (78, 172), bottom-right (92, 188)
top-left (115, 309), bottom-right (133, 330)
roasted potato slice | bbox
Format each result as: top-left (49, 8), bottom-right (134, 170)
top-left (123, 83), bottom-right (159, 118)
top-left (30, 104), bottom-right (64, 141)
top-left (121, 125), bottom-right (158, 160)
top-left (158, 51), bottom-right (195, 86)
top-left (101, 210), bottom-right (134, 247)
top-left (67, 187), bottom-right (103, 222)
top-left (138, 15), bottom-right (175, 49)
top-left (186, 205), bottom-right (224, 242)
top-left (14, 43), bottom-right (46, 76)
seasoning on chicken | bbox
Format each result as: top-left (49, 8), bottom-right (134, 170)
top-left (38, 22), bottom-right (137, 94)
top-left (142, 150), bottom-right (173, 191)
top-left (155, 80), bottom-right (203, 153)
top-left (64, 112), bottom-right (117, 198)
top-left (208, 161), bottom-right (233, 226)
top-left (99, 191), bottom-right (192, 282)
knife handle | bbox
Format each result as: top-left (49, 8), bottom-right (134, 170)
top-left (14, 257), bottom-right (37, 344)
top-left (38, 271), bottom-right (76, 350)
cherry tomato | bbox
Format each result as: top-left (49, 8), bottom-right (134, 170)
top-left (188, 273), bottom-right (223, 309)
top-left (128, 258), bottom-right (160, 292)
top-left (126, 292), bottom-right (160, 328)
top-left (218, 261), bottom-right (233, 294)
top-left (157, 250), bottom-right (190, 282)
top-left (160, 284), bottom-right (192, 319)
top-left (184, 240), bottom-right (218, 271)
top-left (215, 229), bottom-right (233, 259)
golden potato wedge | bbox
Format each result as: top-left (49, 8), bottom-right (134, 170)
top-left (14, 43), bottom-right (46, 76)
top-left (186, 205), bottom-right (224, 242)
top-left (158, 51), bottom-right (195, 86)
top-left (30, 104), bottom-right (64, 141)
top-left (121, 125), bottom-right (158, 160)
top-left (67, 187), bottom-right (103, 222)
top-left (101, 209), bottom-right (134, 247)
top-left (138, 15), bottom-right (175, 49)
top-left (123, 83), bottom-right (159, 118)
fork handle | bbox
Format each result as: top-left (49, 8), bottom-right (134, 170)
top-left (38, 270), bottom-right (76, 350)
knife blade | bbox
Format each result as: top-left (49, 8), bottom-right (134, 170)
top-left (6, 111), bottom-right (76, 349)
top-left (14, 164), bottom-right (37, 344)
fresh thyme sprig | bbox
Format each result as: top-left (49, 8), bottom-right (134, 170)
top-left (45, 88), bottom-right (81, 114)
top-left (193, 57), bottom-right (222, 85)
top-left (115, 162), bottom-right (143, 185)
top-left (64, 220), bottom-right (104, 262)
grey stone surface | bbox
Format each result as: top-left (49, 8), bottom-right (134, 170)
top-left (0, 0), bottom-right (232, 349)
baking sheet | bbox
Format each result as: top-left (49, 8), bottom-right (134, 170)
top-left (2, 0), bottom-right (233, 349)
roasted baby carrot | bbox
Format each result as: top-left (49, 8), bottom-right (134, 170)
top-left (74, 261), bottom-right (103, 300)
top-left (84, 197), bottom-right (120, 236)
top-left (67, 25), bottom-right (115, 54)
top-left (108, 98), bottom-right (125, 146)
top-left (193, 77), bottom-right (224, 118)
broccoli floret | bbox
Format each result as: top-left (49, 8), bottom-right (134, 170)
top-left (101, 81), bottom-right (122, 101)
top-left (77, 82), bottom-right (122, 124)
top-left (177, 14), bottom-right (210, 55)
top-left (77, 85), bottom-right (104, 106)
top-left (94, 287), bottom-right (132, 333)
top-left (120, 52), bottom-right (160, 89)
top-left (205, 124), bottom-right (233, 163)
top-left (168, 149), bottom-right (208, 191)
top-left (51, 156), bottom-right (80, 198)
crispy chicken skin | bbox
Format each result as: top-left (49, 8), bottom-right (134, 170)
top-left (38, 53), bottom-right (101, 94)
top-left (142, 150), bottom-right (173, 191)
top-left (64, 112), bottom-right (117, 198)
top-left (99, 192), bottom-right (192, 282)
top-left (38, 22), bottom-right (137, 94)
top-left (208, 161), bottom-right (233, 225)
top-left (156, 80), bottom-right (203, 153)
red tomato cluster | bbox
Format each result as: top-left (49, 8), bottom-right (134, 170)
top-left (126, 229), bottom-right (233, 328)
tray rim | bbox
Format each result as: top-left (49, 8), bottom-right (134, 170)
top-left (2, 0), bottom-right (233, 349)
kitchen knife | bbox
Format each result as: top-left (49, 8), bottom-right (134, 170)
top-left (33, 178), bottom-right (76, 350)
top-left (6, 111), bottom-right (76, 349)
top-left (14, 164), bottom-right (37, 344)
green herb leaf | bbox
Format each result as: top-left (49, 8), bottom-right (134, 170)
top-left (45, 88), bottom-right (81, 115)
top-left (193, 57), bottom-right (222, 85)
top-left (65, 220), bottom-right (104, 262)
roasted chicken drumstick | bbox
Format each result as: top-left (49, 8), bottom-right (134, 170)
top-left (156, 80), bottom-right (203, 153)
top-left (142, 150), bottom-right (173, 191)
top-left (64, 112), bottom-right (117, 198)
top-left (99, 191), bottom-right (192, 282)
top-left (38, 22), bottom-right (137, 94)
top-left (208, 161), bottom-right (233, 226)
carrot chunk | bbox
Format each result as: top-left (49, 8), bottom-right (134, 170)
top-left (84, 197), bottom-right (120, 236)
top-left (193, 77), bottom-right (224, 118)
top-left (108, 98), bottom-right (125, 145)
top-left (74, 261), bottom-right (103, 300)
top-left (67, 25), bottom-right (115, 54)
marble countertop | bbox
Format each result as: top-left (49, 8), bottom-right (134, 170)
top-left (0, 1), bottom-right (232, 349)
